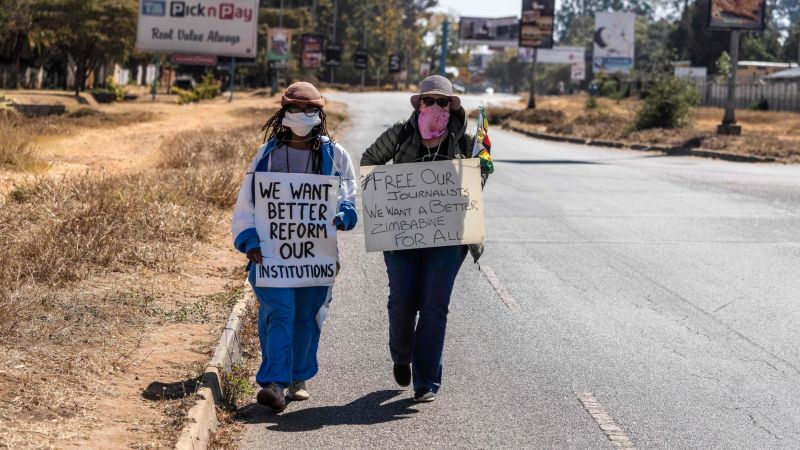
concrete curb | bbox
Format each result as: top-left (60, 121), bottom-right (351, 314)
top-left (503, 123), bottom-right (777, 163)
top-left (174, 285), bottom-right (255, 450)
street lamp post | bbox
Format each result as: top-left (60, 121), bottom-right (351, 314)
top-left (717, 30), bottom-right (742, 135)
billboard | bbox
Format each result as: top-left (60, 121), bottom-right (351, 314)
top-left (353, 48), bottom-right (368, 70)
top-left (459, 17), bottom-right (520, 48)
top-left (708, 0), bottom-right (766, 30)
top-left (267, 28), bottom-right (292, 62)
top-left (325, 44), bottom-right (342, 67)
top-left (520, 47), bottom-right (586, 81)
top-left (388, 54), bottom-right (402, 73)
top-left (593, 12), bottom-right (636, 74)
top-left (136, 0), bottom-right (259, 58)
top-left (300, 34), bottom-right (324, 69)
top-left (675, 67), bottom-right (708, 81)
top-left (519, 0), bottom-right (555, 49)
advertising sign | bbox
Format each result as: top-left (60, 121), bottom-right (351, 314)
top-left (171, 54), bottom-right (218, 65)
top-left (519, 0), bottom-right (555, 49)
top-left (675, 67), bottom-right (708, 81)
top-left (301, 34), bottom-right (324, 69)
top-left (520, 47), bottom-right (586, 81)
top-left (354, 48), bottom-right (368, 70)
top-left (136, 0), bottom-right (259, 58)
top-left (459, 17), bottom-right (520, 48)
top-left (593, 12), bottom-right (636, 74)
top-left (708, 0), bottom-right (766, 30)
top-left (419, 62), bottom-right (431, 78)
top-left (325, 44), bottom-right (342, 66)
top-left (267, 28), bottom-right (292, 62)
top-left (253, 172), bottom-right (339, 288)
top-left (360, 160), bottom-right (485, 252)
top-left (388, 54), bottom-right (402, 73)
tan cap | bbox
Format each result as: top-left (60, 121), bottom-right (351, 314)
top-left (410, 75), bottom-right (461, 111)
top-left (281, 81), bottom-right (325, 108)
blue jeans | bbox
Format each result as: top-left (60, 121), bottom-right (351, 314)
top-left (248, 266), bottom-right (330, 388)
top-left (383, 245), bottom-right (468, 393)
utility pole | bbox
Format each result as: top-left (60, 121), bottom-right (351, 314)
top-left (717, 30), bottom-right (741, 135)
top-left (330, 0), bottom-right (338, 84)
top-left (527, 49), bottom-right (538, 109)
top-left (439, 20), bottom-right (448, 76)
top-left (271, 0), bottom-right (284, 96)
top-left (361, 0), bottom-right (367, 89)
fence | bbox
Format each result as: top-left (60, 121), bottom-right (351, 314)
top-left (692, 80), bottom-right (800, 112)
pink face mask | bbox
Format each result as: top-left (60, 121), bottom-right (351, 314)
top-left (417, 106), bottom-right (450, 140)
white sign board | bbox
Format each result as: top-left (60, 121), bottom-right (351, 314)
top-left (360, 160), bottom-right (485, 252)
top-left (254, 172), bottom-right (339, 288)
top-left (593, 12), bottom-right (636, 74)
top-left (519, 46), bottom-right (586, 81)
top-left (136, 0), bottom-right (259, 58)
top-left (675, 67), bottom-right (708, 81)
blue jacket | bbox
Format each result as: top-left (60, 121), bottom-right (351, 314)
top-left (231, 136), bottom-right (358, 255)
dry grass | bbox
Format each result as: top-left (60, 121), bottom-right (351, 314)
top-left (0, 108), bottom-right (156, 172)
top-left (0, 104), bottom-right (347, 446)
top-left (504, 94), bottom-right (800, 163)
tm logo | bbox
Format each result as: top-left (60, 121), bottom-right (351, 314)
top-left (142, 0), bottom-right (166, 16)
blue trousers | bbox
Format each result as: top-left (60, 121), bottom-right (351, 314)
top-left (383, 245), bottom-right (468, 393)
top-left (248, 266), bottom-right (330, 388)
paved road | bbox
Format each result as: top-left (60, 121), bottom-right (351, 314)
top-left (240, 92), bottom-right (800, 449)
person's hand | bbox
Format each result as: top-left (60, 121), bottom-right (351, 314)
top-left (333, 214), bottom-right (346, 231)
top-left (246, 248), bottom-right (263, 265)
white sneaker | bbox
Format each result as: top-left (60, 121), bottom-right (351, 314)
top-left (287, 381), bottom-right (310, 401)
top-left (414, 390), bottom-right (436, 403)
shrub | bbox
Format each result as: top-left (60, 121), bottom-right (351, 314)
top-left (585, 95), bottom-right (598, 110)
top-left (195, 71), bottom-right (221, 100)
top-left (634, 75), bottom-right (699, 130)
top-left (172, 86), bottom-right (200, 104)
top-left (105, 76), bottom-right (125, 102)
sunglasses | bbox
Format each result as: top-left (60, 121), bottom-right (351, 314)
top-left (286, 105), bottom-right (321, 117)
top-left (421, 97), bottom-right (451, 108)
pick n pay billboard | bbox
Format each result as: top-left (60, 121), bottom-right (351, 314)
top-left (136, 0), bottom-right (259, 58)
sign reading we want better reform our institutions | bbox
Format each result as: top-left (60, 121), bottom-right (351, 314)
top-left (254, 173), bottom-right (340, 288)
top-left (360, 160), bottom-right (485, 252)
top-left (136, 0), bottom-right (259, 58)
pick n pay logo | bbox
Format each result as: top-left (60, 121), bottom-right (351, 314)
top-left (142, 0), bottom-right (166, 16)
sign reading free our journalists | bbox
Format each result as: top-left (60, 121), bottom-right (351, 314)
top-left (254, 172), bottom-right (339, 288)
top-left (136, 0), bottom-right (259, 58)
top-left (360, 160), bottom-right (485, 252)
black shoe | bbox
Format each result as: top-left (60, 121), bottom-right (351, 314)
top-left (393, 364), bottom-right (411, 387)
top-left (256, 383), bottom-right (286, 412)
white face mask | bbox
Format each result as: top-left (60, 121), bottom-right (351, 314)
top-left (282, 111), bottom-right (322, 137)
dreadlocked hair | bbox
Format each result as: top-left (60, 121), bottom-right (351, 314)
top-left (261, 107), bottom-right (331, 175)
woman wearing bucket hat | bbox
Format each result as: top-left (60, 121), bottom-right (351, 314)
top-left (361, 75), bottom-right (491, 402)
top-left (231, 81), bottom-right (358, 412)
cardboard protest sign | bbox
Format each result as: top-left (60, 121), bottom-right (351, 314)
top-left (360, 159), bottom-right (485, 252)
top-left (254, 172), bottom-right (339, 288)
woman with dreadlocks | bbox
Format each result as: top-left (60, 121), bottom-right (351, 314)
top-left (231, 82), bottom-right (357, 412)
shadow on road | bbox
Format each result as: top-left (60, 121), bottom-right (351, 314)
top-left (494, 159), bottom-right (603, 165)
top-left (238, 389), bottom-right (418, 432)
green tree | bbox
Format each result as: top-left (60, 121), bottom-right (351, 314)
top-left (36, 0), bottom-right (137, 95)
top-left (668, 0), bottom-right (730, 74)
top-left (0, 0), bottom-right (47, 88)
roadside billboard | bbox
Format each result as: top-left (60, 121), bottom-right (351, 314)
top-left (136, 0), bottom-right (259, 58)
top-left (388, 54), bottom-right (402, 73)
top-left (520, 46), bottom-right (586, 81)
top-left (300, 34), bottom-right (324, 69)
top-left (267, 28), bottom-right (292, 62)
top-left (354, 48), bottom-right (368, 70)
top-left (459, 17), bottom-right (520, 48)
top-left (708, 0), bottom-right (766, 30)
top-left (519, 0), bottom-right (555, 49)
top-left (675, 66), bottom-right (708, 81)
top-left (326, 44), bottom-right (342, 67)
top-left (593, 12), bottom-right (636, 74)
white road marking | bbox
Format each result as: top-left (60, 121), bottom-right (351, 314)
top-left (577, 392), bottom-right (637, 449)
top-left (480, 265), bottom-right (520, 311)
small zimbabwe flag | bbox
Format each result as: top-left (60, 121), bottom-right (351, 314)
top-left (471, 106), bottom-right (494, 174)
